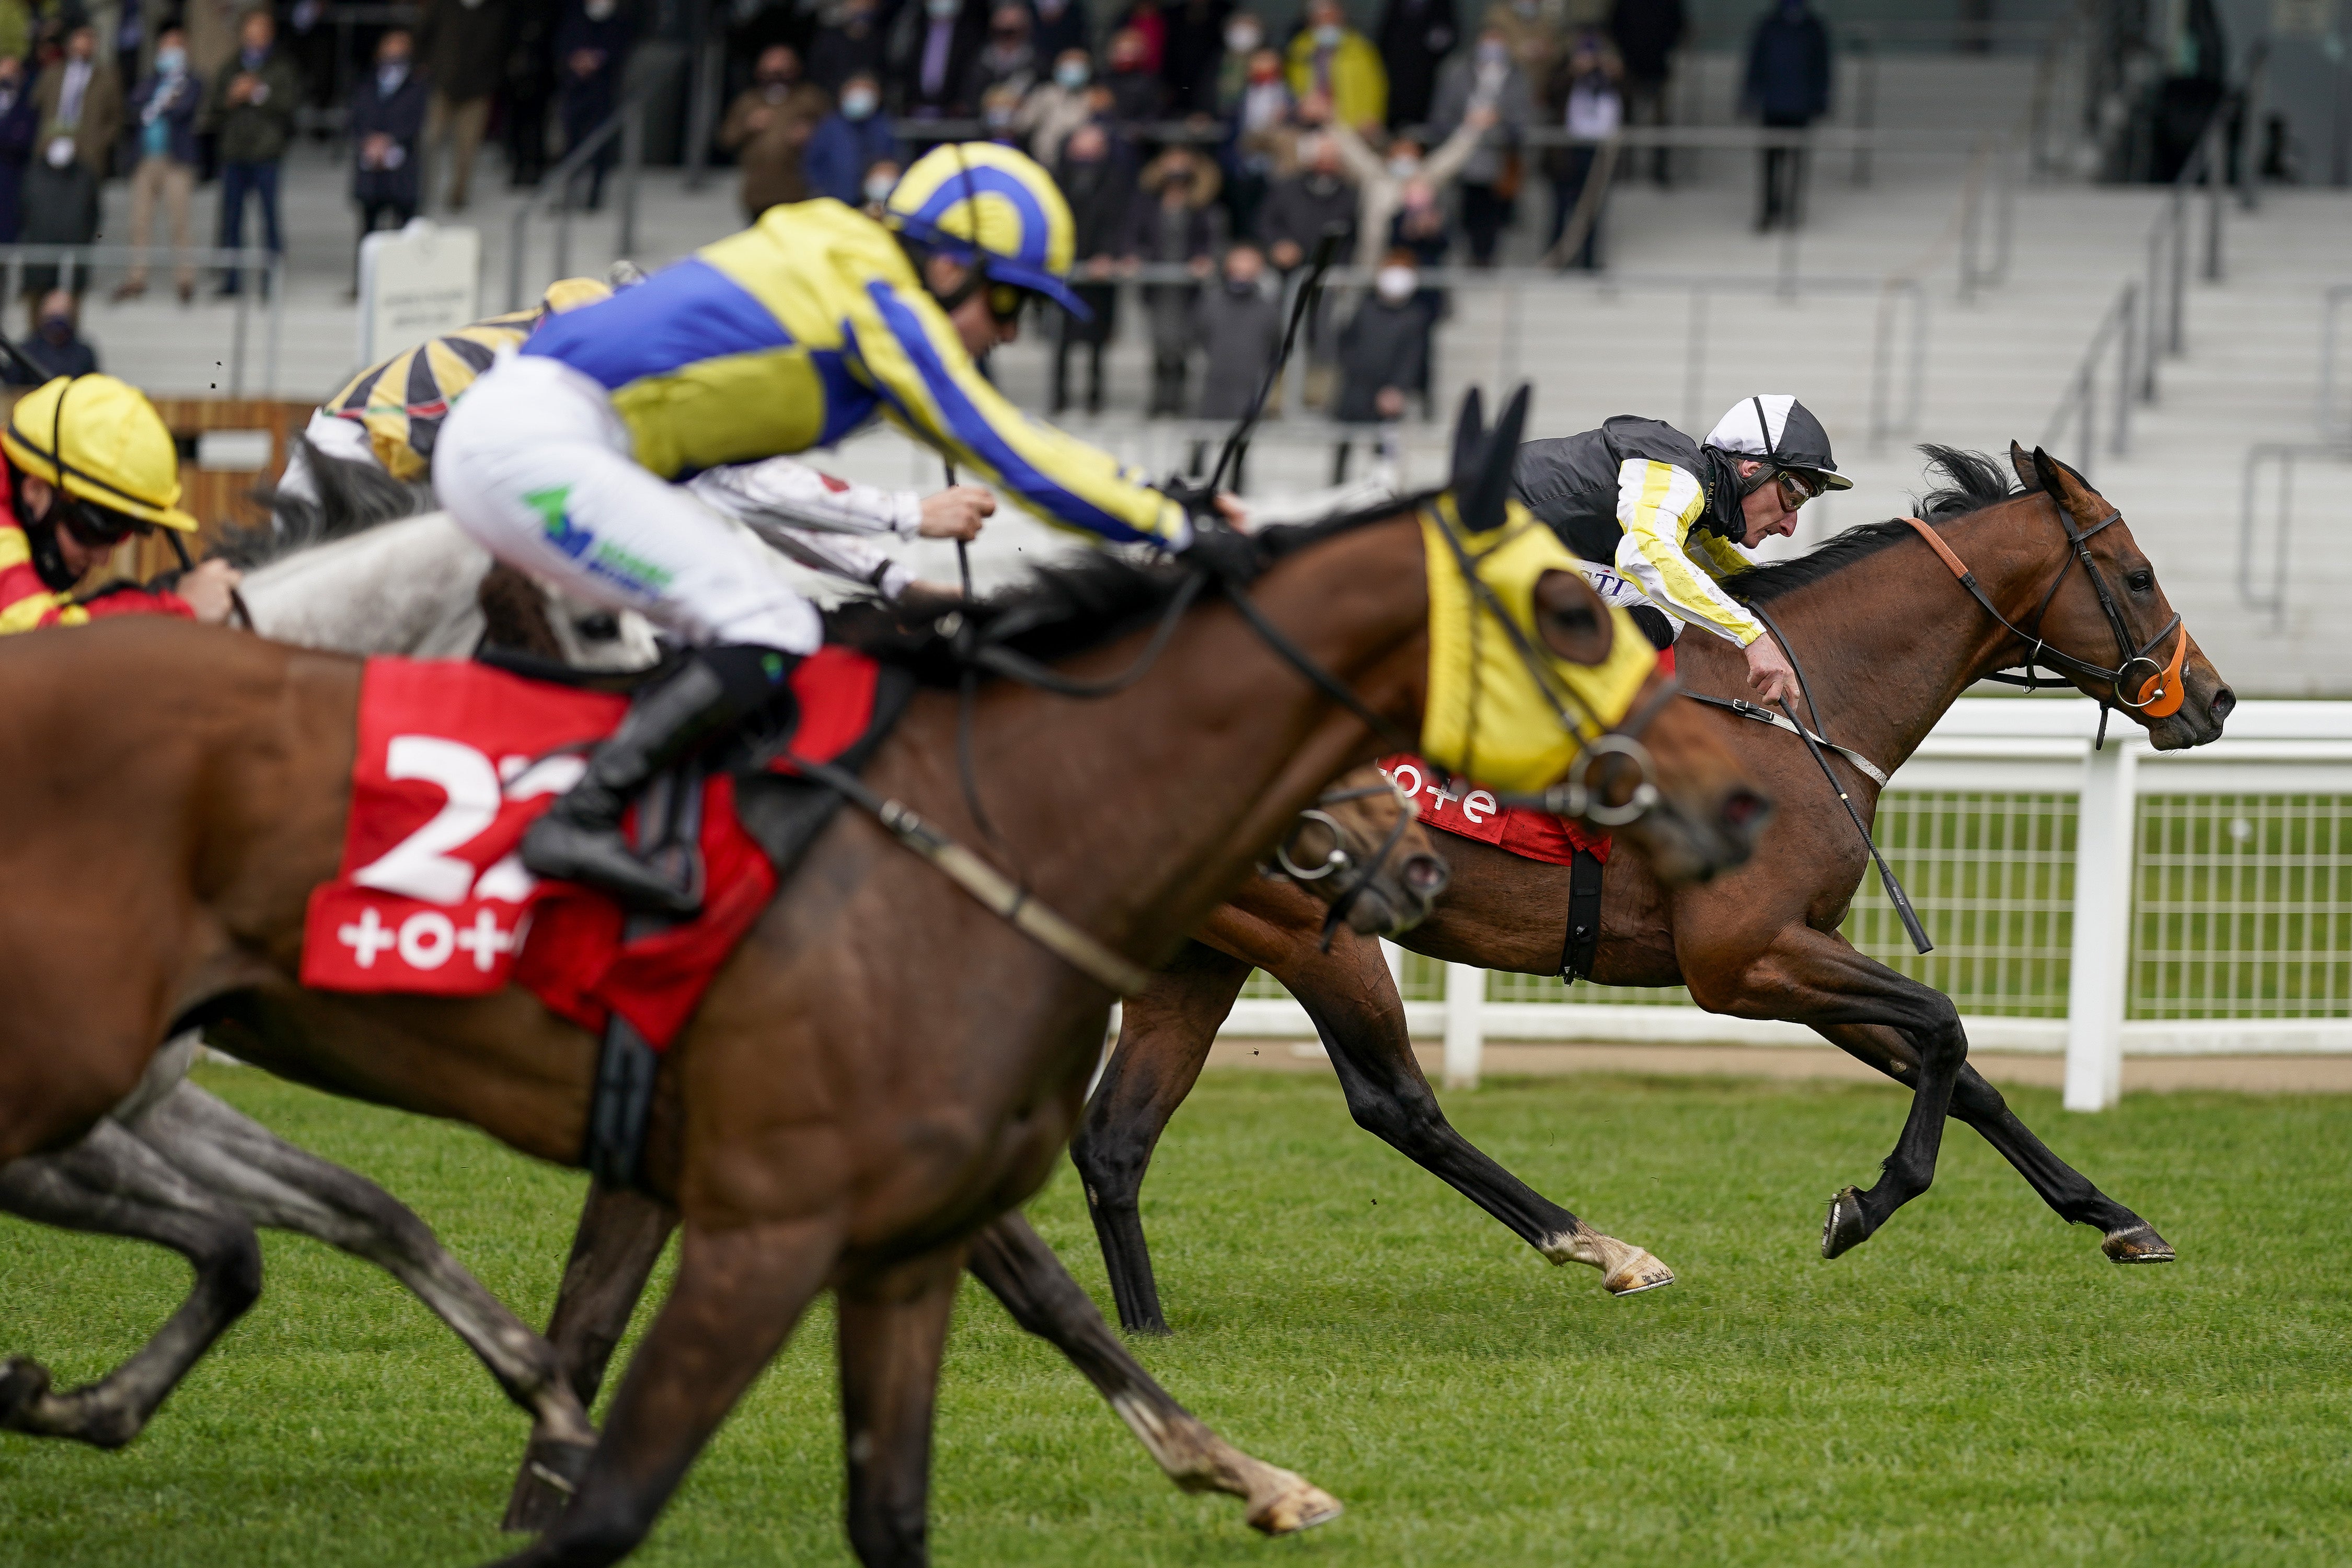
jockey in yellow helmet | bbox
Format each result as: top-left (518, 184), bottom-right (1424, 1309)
top-left (435, 143), bottom-right (1210, 913)
top-left (0, 375), bottom-right (242, 633)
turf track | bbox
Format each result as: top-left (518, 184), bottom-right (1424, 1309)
top-left (2, 1065), bottom-right (2348, 1565)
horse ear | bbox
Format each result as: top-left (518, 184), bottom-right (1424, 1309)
top-left (2030, 445), bottom-right (2100, 525)
top-left (1449, 386), bottom-right (1487, 494)
top-left (2007, 440), bottom-right (2039, 492)
top-left (1461, 383), bottom-right (1531, 535)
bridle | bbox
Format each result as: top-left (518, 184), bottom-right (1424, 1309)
top-left (1274, 778), bottom-right (1425, 951)
top-left (1900, 494), bottom-right (2188, 735)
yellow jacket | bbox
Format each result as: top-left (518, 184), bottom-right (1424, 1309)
top-left (1609, 458), bottom-right (1765, 647)
top-left (1285, 29), bottom-right (1388, 131)
top-left (520, 199), bottom-right (1186, 548)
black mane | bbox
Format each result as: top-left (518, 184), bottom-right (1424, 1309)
top-left (1720, 445), bottom-right (2035, 604)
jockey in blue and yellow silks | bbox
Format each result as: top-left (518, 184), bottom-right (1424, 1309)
top-left (434, 143), bottom-right (1206, 915)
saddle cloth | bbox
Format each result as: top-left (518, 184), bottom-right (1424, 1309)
top-left (301, 645), bottom-right (888, 1048)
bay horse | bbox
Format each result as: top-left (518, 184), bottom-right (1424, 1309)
top-left (0, 455), bottom-right (1765, 1564)
top-left (0, 499), bottom-right (1442, 1541)
top-left (1073, 445), bottom-right (2236, 1334)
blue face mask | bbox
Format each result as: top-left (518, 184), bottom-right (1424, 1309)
top-left (156, 46), bottom-right (186, 74)
top-left (1054, 60), bottom-right (1088, 89)
top-left (842, 87), bottom-right (878, 119)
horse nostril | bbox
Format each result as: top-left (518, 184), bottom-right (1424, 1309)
top-left (2208, 686), bottom-right (2236, 725)
top-left (1721, 789), bottom-right (1769, 833)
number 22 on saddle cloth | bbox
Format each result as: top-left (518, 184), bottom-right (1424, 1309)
top-left (1379, 643), bottom-right (1675, 868)
top-left (299, 648), bottom-right (882, 1047)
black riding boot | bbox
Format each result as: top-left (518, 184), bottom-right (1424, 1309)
top-left (522, 645), bottom-right (797, 915)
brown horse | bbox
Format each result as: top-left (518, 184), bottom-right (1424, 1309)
top-left (0, 475), bottom-right (1763, 1565)
top-left (1074, 446), bottom-right (2236, 1334)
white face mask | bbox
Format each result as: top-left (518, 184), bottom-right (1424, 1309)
top-left (842, 86), bottom-right (878, 118)
top-left (1312, 22), bottom-right (1342, 47)
top-left (1054, 59), bottom-right (1088, 88)
top-left (1225, 23), bottom-right (1260, 52)
top-left (1375, 266), bottom-right (1417, 302)
top-left (584, 0), bottom-right (617, 17)
top-left (864, 171), bottom-right (896, 203)
top-left (1387, 155), bottom-right (1419, 180)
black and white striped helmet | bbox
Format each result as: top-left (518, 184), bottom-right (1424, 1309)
top-left (1702, 395), bottom-right (1853, 490)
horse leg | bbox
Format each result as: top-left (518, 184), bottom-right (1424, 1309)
top-left (0, 1121), bottom-right (261, 1448)
top-left (835, 1244), bottom-right (965, 1567)
top-left (1812, 1024), bottom-right (2174, 1263)
top-left (490, 1215), bottom-right (837, 1568)
top-left (117, 1083), bottom-right (601, 1509)
top-left (1688, 923), bottom-right (1967, 1259)
top-left (1282, 956), bottom-right (1674, 1296)
top-left (965, 1212), bottom-right (1340, 1535)
top-left (1068, 940), bottom-right (1250, 1334)
top-left (505, 1180), bottom-right (678, 1532)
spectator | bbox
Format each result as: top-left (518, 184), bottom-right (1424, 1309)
top-left (1432, 21), bottom-right (1534, 267)
top-left (804, 70), bottom-right (900, 206)
top-left (504, 3), bottom-right (559, 187)
top-left (420, 0), bottom-right (509, 211)
top-left (1608, 0), bottom-right (1684, 185)
top-left (1331, 250), bottom-right (1429, 479)
top-left (1101, 26), bottom-right (1166, 122)
top-left (4, 289), bottom-right (98, 382)
top-left (0, 56), bottom-right (35, 244)
top-left (964, 4), bottom-right (1037, 110)
top-left (1488, 0), bottom-right (1564, 88)
top-left (857, 156), bottom-right (901, 214)
top-left (1213, 13), bottom-right (1262, 110)
top-left (349, 28), bottom-right (427, 281)
top-left (1221, 40), bottom-right (1290, 239)
top-left (1189, 241), bottom-right (1279, 484)
top-left (203, 7), bottom-right (297, 297)
top-left (719, 43), bottom-right (829, 220)
top-left (182, 0), bottom-right (244, 134)
top-left (1116, 0), bottom-right (1168, 74)
top-left (1030, 0), bottom-right (1091, 65)
top-left (1284, 0), bottom-right (1384, 133)
top-left (895, 0), bottom-right (986, 119)
top-left (556, 0), bottom-right (634, 211)
top-left (1052, 122), bottom-right (1131, 416)
top-left (1324, 98), bottom-right (1484, 267)
top-left (1375, 0), bottom-right (1456, 130)
top-left (1014, 49), bottom-right (1094, 166)
top-left (112, 24), bottom-right (202, 305)
top-left (284, 0), bottom-right (337, 120)
top-left (112, 0), bottom-right (158, 130)
top-left (1160, 0), bottom-right (1229, 116)
top-left (809, 0), bottom-right (889, 95)
top-left (24, 23), bottom-right (122, 319)
top-left (1543, 30), bottom-right (1619, 268)
top-left (1124, 146), bottom-right (1224, 415)
top-left (1254, 126), bottom-right (1353, 273)
top-left (1743, 0), bottom-right (1830, 230)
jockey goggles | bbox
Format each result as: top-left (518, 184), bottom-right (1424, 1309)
top-left (1773, 467), bottom-right (1826, 509)
top-left (54, 494), bottom-right (149, 548)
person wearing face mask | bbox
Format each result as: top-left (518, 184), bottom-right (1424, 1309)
top-left (1742, 0), bottom-right (1831, 231)
top-left (23, 24), bottom-right (122, 319)
top-left (1375, 0), bottom-right (1456, 129)
top-left (804, 70), bottom-right (903, 207)
top-left (420, 0), bottom-right (511, 211)
top-left (963, 3), bottom-right (1037, 110)
top-left (435, 144), bottom-right (1233, 912)
top-left (1122, 146), bottom-right (1225, 416)
top-left (1012, 49), bottom-right (1094, 166)
top-left (1284, 0), bottom-right (1383, 133)
top-left (346, 28), bottom-right (429, 287)
top-left (1189, 241), bottom-right (1279, 484)
top-left (1542, 30), bottom-right (1621, 269)
top-left (112, 26), bottom-right (203, 305)
top-left (2, 290), bottom-right (99, 381)
top-left (1219, 40), bottom-right (1288, 239)
top-left (1431, 19), bottom-right (1535, 267)
top-left (1330, 250), bottom-right (1429, 480)
top-left (554, 0), bottom-right (635, 212)
top-left (893, 0), bottom-right (986, 118)
top-left (1511, 396), bottom-right (1851, 700)
top-left (1253, 127), bottom-right (1354, 275)
top-left (859, 159), bottom-right (901, 212)
top-left (719, 44), bottom-right (831, 220)
top-left (1101, 25), bottom-right (1167, 121)
top-left (0, 55), bottom-right (36, 246)
top-left (1313, 89), bottom-right (1485, 268)
top-left (1050, 122), bottom-right (1130, 416)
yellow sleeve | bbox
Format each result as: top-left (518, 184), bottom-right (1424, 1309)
top-left (0, 527), bottom-right (85, 634)
top-left (843, 278), bottom-right (1189, 548)
top-left (1687, 529), bottom-right (1753, 580)
top-left (1609, 458), bottom-right (1764, 646)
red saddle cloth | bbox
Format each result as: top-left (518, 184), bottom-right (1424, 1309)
top-left (301, 647), bottom-right (881, 1048)
top-left (1377, 755), bottom-right (1611, 867)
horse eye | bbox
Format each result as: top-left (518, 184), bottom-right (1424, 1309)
top-left (577, 612), bottom-right (621, 642)
top-left (2126, 570), bottom-right (2153, 593)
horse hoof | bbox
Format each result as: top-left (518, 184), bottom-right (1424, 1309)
top-left (2102, 1224), bottom-right (2176, 1264)
top-left (1821, 1187), bottom-right (1871, 1259)
top-left (0, 1356), bottom-right (52, 1429)
top-left (1246, 1470), bottom-right (1343, 1536)
top-left (1602, 1250), bottom-right (1676, 1295)
top-left (500, 1434), bottom-right (595, 1534)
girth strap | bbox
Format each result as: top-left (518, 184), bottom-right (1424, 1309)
top-left (1557, 844), bottom-right (1606, 982)
top-left (1685, 691), bottom-right (1889, 787)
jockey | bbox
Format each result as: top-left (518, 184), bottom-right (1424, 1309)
top-left (0, 375), bottom-right (242, 635)
top-left (435, 142), bottom-right (1208, 914)
top-left (1513, 395), bottom-right (1851, 705)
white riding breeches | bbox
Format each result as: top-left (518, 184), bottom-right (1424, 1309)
top-left (1578, 560), bottom-right (1682, 642)
top-left (434, 353), bottom-right (825, 655)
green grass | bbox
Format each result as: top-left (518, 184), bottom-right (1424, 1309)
top-left (4, 1066), bottom-right (2350, 1565)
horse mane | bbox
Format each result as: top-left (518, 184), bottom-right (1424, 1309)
top-left (1721, 445), bottom-right (2038, 605)
top-left (210, 436), bottom-right (437, 569)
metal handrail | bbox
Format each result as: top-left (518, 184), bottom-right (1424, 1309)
top-left (2039, 279), bottom-right (2138, 478)
top-left (2237, 443), bottom-right (2352, 626)
top-left (897, 117), bottom-right (2035, 156)
top-left (2318, 284), bottom-right (2352, 440)
top-left (0, 243), bottom-right (284, 396)
top-left (506, 97), bottom-right (646, 312)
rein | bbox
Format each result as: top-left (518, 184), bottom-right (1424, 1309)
top-left (1276, 778), bottom-right (1423, 952)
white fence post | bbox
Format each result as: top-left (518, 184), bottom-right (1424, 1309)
top-left (2063, 739), bottom-right (2138, 1111)
top-left (1444, 962), bottom-right (1484, 1089)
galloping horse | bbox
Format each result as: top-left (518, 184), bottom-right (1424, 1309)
top-left (0, 433), bottom-right (1765, 1565)
top-left (1074, 445), bottom-right (2236, 1334)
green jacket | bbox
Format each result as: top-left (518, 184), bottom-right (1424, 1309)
top-left (202, 47), bottom-right (300, 164)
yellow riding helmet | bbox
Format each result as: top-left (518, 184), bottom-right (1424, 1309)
top-left (539, 276), bottom-right (614, 316)
top-left (2, 375), bottom-right (197, 532)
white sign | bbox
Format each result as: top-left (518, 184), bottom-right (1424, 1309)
top-left (356, 219), bottom-right (481, 367)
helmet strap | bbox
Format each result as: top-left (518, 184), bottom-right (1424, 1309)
top-left (11, 468), bottom-right (75, 591)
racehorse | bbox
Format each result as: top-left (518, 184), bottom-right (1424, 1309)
top-left (0, 419), bottom-right (1768, 1565)
top-left (0, 487), bottom-right (1440, 1540)
top-left (1072, 445), bottom-right (2236, 1334)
